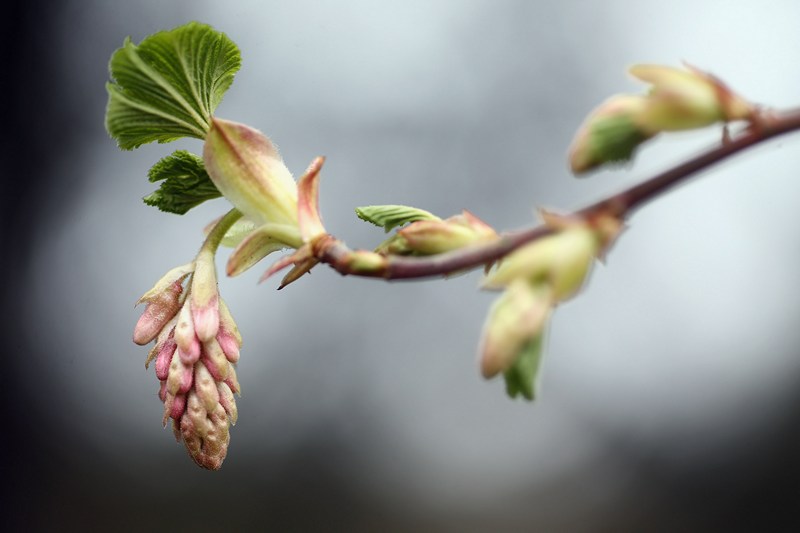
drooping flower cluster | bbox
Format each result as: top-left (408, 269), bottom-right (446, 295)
top-left (134, 248), bottom-right (241, 470)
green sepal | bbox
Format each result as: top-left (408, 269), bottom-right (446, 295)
top-left (355, 205), bottom-right (440, 233)
top-left (503, 334), bottom-right (544, 401)
top-left (219, 218), bottom-right (258, 248)
top-left (144, 150), bottom-right (222, 214)
top-left (105, 21), bottom-right (241, 150)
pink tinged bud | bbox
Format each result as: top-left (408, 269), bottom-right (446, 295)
top-left (218, 299), bottom-right (242, 345)
top-left (133, 280), bottom-right (183, 345)
top-left (158, 381), bottom-right (167, 402)
top-left (203, 118), bottom-right (299, 226)
top-left (135, 263), bottom-right (194, 306)
top-left (174, 301), bottom-right (200, 360)
top-left (169, 393), bottom-right (187, 420)
top-left (226, 223), bottom-right (301, 277)
top-left (224, 364), bottom-right (241, 395)
top-left (202, 339), bottom-right (230, 381)
top-left (480, 280), bottom-right (551, 378)
top-left (191, 252), bottom-right (220, 342)
top-left (194, 362), bottom-right (221, 412)
top-left (154, 337), bottom-right (177, 381)
top-left (217, 329), bottom-right (240, 363)
top-left (161, 392), bottom-right (187, 426)
top-left (145, 321), bottom-right (176, 369)
top-left (167, 355), bottom-right (194, 395)
top-left (297, 156), bottom-right (327, 242)
top-left (217, 382), bottom-right (238, 425)
top-left (181, 392), bottom-right (230, 470)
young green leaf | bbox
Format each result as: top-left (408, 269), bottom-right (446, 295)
top-left (144, 150), bottom-right (222, 214)
top-left (355, 205), bottom-right (441, 233)
top-left (106, 22), bottom-right (241, 150)
top-left (503, 335), bottom-right (544, 401)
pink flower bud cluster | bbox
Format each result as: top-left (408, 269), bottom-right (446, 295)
top-left (134, 264), bottom-right (241, 470)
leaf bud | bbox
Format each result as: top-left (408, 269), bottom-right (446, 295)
top-left (479, 279), bottom-right (551, 379)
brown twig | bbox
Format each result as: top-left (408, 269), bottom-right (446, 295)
top-left (317, 108), bottom-right (800, 280)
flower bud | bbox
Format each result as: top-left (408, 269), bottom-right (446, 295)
top-left (180, 391), bottom-right (230, 470)
top-left (479, 279), bottom-right (551, 378)
top-left (629, 64), bottom-right (755, 132)
top-left (133, 280), bottom-right (183, 345)
top-left (398, 211), bottom-right (497, 255)
top-left (191, 251), bottom-right (220, 342)
top-left (483, 227), bottom-right (599, 302)
top-left (568, 95), bottom-right (653, 174)
top-left (174, 301), bottom-right (201, 364)
top-left (203, 118), bottom-right (298, 226)
top-left (136, 260), bottom-right (244, 470)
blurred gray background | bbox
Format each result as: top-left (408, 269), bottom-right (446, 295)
top-left (4, 0), bottom-right (800, 531)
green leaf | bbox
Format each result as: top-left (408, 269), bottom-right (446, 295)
top-left (106, 21), bottom-right (241, 150)
top-left (503, 334), bottom-right (544, 401)
top-left (355, 205), bottom-right (441, 233)
top-left (144, 150), bottom-right (222, 214)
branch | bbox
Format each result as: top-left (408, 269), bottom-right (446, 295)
top-left (318, 107), bottom-right (800, 280)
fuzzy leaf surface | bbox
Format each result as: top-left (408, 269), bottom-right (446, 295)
top-left (105, 22), bottom-right (241, 149)
top-left (355, 205), bottom-right (440, 233)
top-left (144, 150), bottom-right (221, 214)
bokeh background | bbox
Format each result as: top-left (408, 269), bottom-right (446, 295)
top-left (4, 1), bottom-right (800, 530)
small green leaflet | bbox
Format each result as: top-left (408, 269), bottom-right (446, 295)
top-left (355, 205), bottom-right (441, 233)
top-left (106, 22), bottom-right (241, 150)
top-left (503, 335), bottom-right (544, 401)
top-left (144, 150), bottom-right (221, 214)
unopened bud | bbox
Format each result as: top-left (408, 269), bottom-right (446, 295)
top-left (568, 95), bottom-right (653, 174)
top-left (174, 301), bottom-right (201, 363)
top-left (398, 211), bottom-right (497, 255)
top-left (181, 391), bottom-right (230, 470)
top-left (479, 279), bottom-right (551, 378)
top-left (629, 64), bottom-right (755, 132)
top-left (133, 280), bottom-right (183, 345)
top-left (203, 118), bottom-right (298, 226)
top-left (191, 251), bottom-right (220, 342)
top-left (483, 227), bottom-right (599, 302)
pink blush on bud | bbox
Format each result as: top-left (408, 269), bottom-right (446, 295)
top-left (192, 300), bottom-right (220, 342)
top-left (178, 363), bottom-right (194, 394)
top-left (178, 339), bottom-right (201, 364)
top-left (217, 330), bottom-right (240, 363)
top-left (155, 340), bottom-right (177, 381)
top-left (169, 394), bottom-right (187, 420)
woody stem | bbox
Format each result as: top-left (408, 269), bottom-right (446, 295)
top-left (318, 107), bottom-right (800, 280)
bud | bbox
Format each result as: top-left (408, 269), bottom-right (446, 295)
top-left (397, 211), bottom-right (497, 255)
top-left (191, 250), bottom-right (220, 342)
top-left (134, 259), bottom-right (243, 470)
top-left (483, 226), bottom-right (599, 302)
top-left (134, 266), bottom-right (192, 345)
top-left (479, 279), bottom-right (551, 378)
top-left (180, 390), bottom-right (230, 470)
top-left (629, 64), bottom-right (755, 132)
top-left (568, 95), bottom-right (653, 174)
top-left (569, 64), bottom-right (756, 175)
top-left (203, 118), bottom-right (298, 226)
